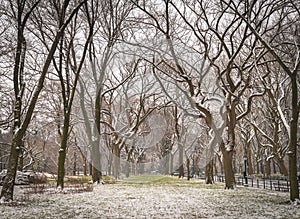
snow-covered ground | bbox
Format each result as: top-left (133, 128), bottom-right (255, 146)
top-left (0, 177), bottom-right (299, 218)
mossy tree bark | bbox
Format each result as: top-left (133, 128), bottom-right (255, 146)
top-left (57, 114), bottom-right (70, 189)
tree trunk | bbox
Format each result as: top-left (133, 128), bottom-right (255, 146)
top-left (272, 160), bottom-right (277, 174)
top-left (221, 142), bottom-right (235, 189)
top-left (17, 149), bottom-right (24, 172)
top-left (1, 87), bottom-right (23, 201)
top-left (260, 159), bottom-right (264, 175)
top-left (186, 158), bottom-right (190, 181)
top-left (108, 153), bottom-right (112, 176)
top-left (78, 148), bottom-right (87, 176)
top-left (214, 156), bottom-right (218, 176)
top-left (73, 151), bottom-right (77, 175)
top-left (131, 162), bottom-right (135, 175)
top-left (125, 151), bottom-right (131, 178)
top-left (0, 134), bottom-right (22, 201)
top-left (233, 151), bottom-right (237, 175)
top-left (217, 153), bottom-right (223, 175)
top-left (265, 159), bottom-right (271, 177)
top-left (125, 147), bottom-right (134, 178)
top-left (169, 153), bottom-right (174, 175)
top-left (83, 157), bottom-right (87, 176)
top-left (162, 154), bottom-right (169, 175)
top-left (222, 100), bottom-right (237, 189)
top-left (113, 143), bottom-right (120, 179)
top-left (178, 143), bottom-right (184, 178)
top-left (138, 162), bottom-right (145, 175)
top-left (56, 112), bottom-right (71, 189)
top-left (57, 149), bottom-right (67, 189)
top-left (91, 140), bottom-right (102, 183)
top-left (125, 162), bottom-right (130, 178)
top-left (91, 71), bottom-right (104, 183)
top-left (289, 75), bottom-right (299, 201)
top-left (247, 142), bottom-right (254, 175)
top-left (92, 165), bottom-right (102, 184)
top-left (273, 122), bottom-right (288, 176)
top-left (0, 18), bottom-right (24, 200)
top-left (205, 159), bottom-right (214, 184)
top-left (256, 160), bottom-right (260, 175)
top-left (277, 158), bottom-right (288, 176)
top-left (89, 163), bottom-right (93, 176)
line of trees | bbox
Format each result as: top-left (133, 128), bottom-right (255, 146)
top-left (0, 0), bottom-right (299, 202)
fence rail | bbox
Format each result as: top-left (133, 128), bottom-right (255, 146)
top-left (214, 175), bottom-right (300, 193)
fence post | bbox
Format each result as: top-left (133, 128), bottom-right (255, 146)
top-left (263, 178), bottom-right (265, 189)
top-left (257, 179), bottom-right (259, 188)
top-left (270, 180), bottom-right (272, 191)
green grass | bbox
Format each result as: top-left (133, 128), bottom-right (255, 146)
top-left (102, 175), bottom-right (117, 184)
top-left (46, 175), bottom-right (92, 185)
top-left (46, 174), bottom-right (223, 189)
top-left (118, 175), bottom-right (223, 189)
top-left (64, 175), bottom-right (92, 184)
top-left (46, 178), bottom-right (56, 185)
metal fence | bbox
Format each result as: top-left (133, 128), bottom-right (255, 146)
top-left (215, 175), bottom-right (300, 193)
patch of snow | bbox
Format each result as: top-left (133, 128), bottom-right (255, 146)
top-left (293, 199), bottom-right (300, 206)
top-left (0, 181), bottom-right (299, 218)
top-left (0, 128), bottom-right (10, 134)
top-left (0, 197), bottom-right (5, 204)
top-left (13, 127), bottom-right (21, 135)
top-left (266, 155), bottom-right (274, 161)
top-left (226, 146), bottom-right (232, 152)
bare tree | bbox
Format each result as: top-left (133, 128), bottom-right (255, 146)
top-left (77, 0), bottom-right (133, 183)
top-left (0, 0), bottom-right (86, 202)
top-left (100, 61), bottom-right (168, 178)
top-left (53, 0), bottom-right (95, 190)
top-left (0, 9), bottom-right (14, 129)
top-left (221, 0), bottom-right (299, 201)
top-left (129, 0), bottom-right (227, 185)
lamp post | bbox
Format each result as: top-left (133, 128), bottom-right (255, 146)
top-left (244, 155), bottom-right (248, 185)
